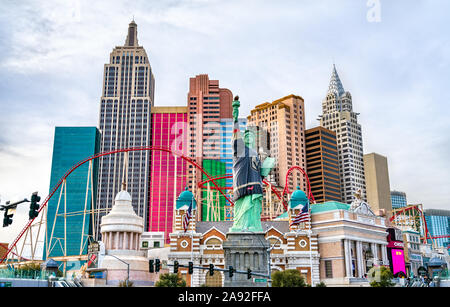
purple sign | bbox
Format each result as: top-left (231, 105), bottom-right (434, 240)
top-left (391, 249), bottom-right (406, 275)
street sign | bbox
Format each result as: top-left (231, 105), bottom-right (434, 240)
top-left (253, 278), bottom-right (267, 283)
top-left (418, 266), bottom-right (428, 277)
top-left (88, 241), bottom-right (100, 254)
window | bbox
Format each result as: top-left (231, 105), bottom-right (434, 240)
top-left (325, 260), bottom-right (333, 278)
top-left (153, 241), bottom-right (160, 248)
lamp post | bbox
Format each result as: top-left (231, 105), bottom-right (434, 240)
top-left (105, 253), bottom-right (130, 287)
top-left (267, 244), bottom-right (275, 287)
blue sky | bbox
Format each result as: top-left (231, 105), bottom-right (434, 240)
top-left (0, 0), bottom-right (449, 244)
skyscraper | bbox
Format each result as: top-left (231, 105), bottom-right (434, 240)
top-left (305, 127), bottom-right (342, 203)
top-left (187, 74), bottom-right (233, 219)
top-left (424, 209), bottom-right (450, 249)
top-left (248, 95), bottom-right (307, 193)
top-left (148, 106), bottom-right (188, 244)
top-left (363, 153), bottom-right (393, 214)
top-left (319, 65), bottom-right (366, 204)
top-left (46, 127), bottom-right (100, 259)
top-left (391, 191), bottom-right (407, 209)
top-left (97, 20), bottom-right (155, 236)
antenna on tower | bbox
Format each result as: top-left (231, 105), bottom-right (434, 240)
top-left (121, 151), bottom-right (129, 191)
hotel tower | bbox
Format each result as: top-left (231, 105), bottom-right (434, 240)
top-left (96, 20), bottom-right (155, 236)
top-left (187, 74), bottom-right (233, 220)
top-left (248, 95), bottom-right (307, 194)
top-left (319, 65), bottom-right (366, 204)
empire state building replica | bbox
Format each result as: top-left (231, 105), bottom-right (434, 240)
top-left (96, 20), bottom-right (155, 236)
top-left (319, 65), bottom-right (366, 204)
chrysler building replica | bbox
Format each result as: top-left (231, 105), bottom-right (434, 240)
top-left (319, 65), bottom-right (366, 204)
top-left (96, 20), bottom-right (155, 236)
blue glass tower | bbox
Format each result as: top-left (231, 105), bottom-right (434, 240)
top-left (220, 118), bottom-right (247, 197)
top-left (424, 209), bottom-right (450, 249)
top-left (45, 127), bottom-right (100, 261)
top-left (391, 191), bottom-right (407, 209)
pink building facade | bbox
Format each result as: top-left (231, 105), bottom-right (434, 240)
top-left (148, 107), bottom-right (189, 244)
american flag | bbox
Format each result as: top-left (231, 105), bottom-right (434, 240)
top-left (290, 200), bottom-right (310, 227)
top-left (183, 199), bottom-right (193, 232)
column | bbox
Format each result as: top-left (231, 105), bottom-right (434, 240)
top-left (128, 232), bottom-right (134, 250)
top-left (344, 239), bottom-right (352, 278)
top-left (115, 232), bottom-right (119, 250)
top-left (371, 243), bottom-right (379, 264)
top-left (356, 241), bottom-right (364, 278)
top-left (381, 245), bottom-right (388, 265)
top-left (123, 232), bottom-right (129, 250)
top-left (103, 232), bottom-right (108, 249)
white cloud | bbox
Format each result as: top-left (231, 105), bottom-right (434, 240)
top-left (1, 0), bottom-right (450, 247)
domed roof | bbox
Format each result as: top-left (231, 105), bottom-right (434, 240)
top-left (289, 187), bottom-right (308, 209)
top-left (176, 187), bottom-right (196, 210)
top-left (115, 190), bottom-right (132, 202)
top-left (100, 190), bottom-right (143, 234)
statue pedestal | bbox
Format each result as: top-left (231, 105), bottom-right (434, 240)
top-left (223, 232), bottom-right (270, 287)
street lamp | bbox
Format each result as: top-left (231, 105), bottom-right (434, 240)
top-left (105, 253), bottom-right (130, 287)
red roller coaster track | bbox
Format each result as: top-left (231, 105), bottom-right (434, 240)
top-left (1, 146), bottom-right (314, 264)
top-left (389, 205), bottom-right (434, 245)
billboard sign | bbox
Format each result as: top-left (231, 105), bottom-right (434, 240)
top-left (391, 249), bottom-right (406, 275)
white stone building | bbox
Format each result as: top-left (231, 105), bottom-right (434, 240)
top-left (99, 190), bottom-right (151, 286)
top-left (319, 65), bottom-right (366, 204)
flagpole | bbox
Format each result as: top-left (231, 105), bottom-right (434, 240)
top-left (173, 155), bottom-right (177, 232)
top-left (308, 199), bottom-right (313, 286)
top-left (191, 193), bottom-right (194, 262)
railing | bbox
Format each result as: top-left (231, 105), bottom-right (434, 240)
top-left (0, 269), bottom-right (52, 280)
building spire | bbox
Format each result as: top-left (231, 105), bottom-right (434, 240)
top-left (328, 64), bottom-right (345, 96)
top-left (125, 19), bottom-right (139, 47)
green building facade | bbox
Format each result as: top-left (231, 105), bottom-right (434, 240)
top-left (202, 159), bottom-right (227, 221)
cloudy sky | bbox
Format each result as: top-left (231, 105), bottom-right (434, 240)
top-left (0, 0), bottom-right (449, 244)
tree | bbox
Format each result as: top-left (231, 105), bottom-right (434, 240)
top-left (368, 266), bottom-right (395, 287)
top-left (119, 280), bottom-right (134, 287)
top-left (315, 281), bottom-right (327, 287)
top-left (272, 270), bottom-right (306, 287)
top-left (155, 273), bottom-right (186, 287)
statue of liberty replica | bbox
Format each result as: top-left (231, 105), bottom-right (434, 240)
top-left (223, 96), bottom-right (276, 287)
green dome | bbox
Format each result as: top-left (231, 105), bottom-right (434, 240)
top-left (176, 187), bottom-right (196, 210)
top-left (310, 201), bottom-right (350, 214)
top-left (289, 186), bottom-right (308, 209)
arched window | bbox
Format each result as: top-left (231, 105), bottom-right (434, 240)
top-left (268, 237), bottom-right (282, 249)
top-left (205, 237), bottom-right (222, 250)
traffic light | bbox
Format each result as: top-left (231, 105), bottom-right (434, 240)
top-left (209, 264), bottom-right (214, 276)
top-left (28, 192), bottom-right (41, 220)
top-left (174, 261), bottom-right (179, 274)
top-left (3, 211), bottom-right (13, 227)
top-left (228, 266), bottom-right (234, 278)
top-left (188, 261), bottom-right (193, 274)
top-left (247, 268), bottom-right (252, 280)
top-left (149, 259), bottom-right (154, 273)
top-left (155, 259), bottom-right (160, 272)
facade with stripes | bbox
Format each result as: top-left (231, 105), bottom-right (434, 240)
top-left (305, 126), bottom-right (342, 203)
top-left (96, 20), bottom-right (155, 236)
top-left (148, 107), bottom-right (188, 244)
top-left (187, 74), bottom-right (233, 220)
top-left (247, 95), bottom-right (307, 194)
top-left (319, 65), bottom-right (366, 204)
